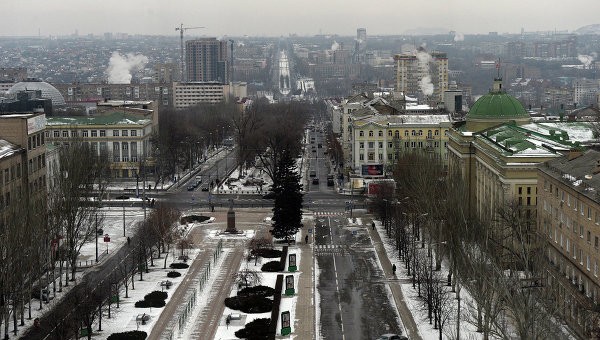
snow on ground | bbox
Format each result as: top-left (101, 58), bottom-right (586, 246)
top-left (373, 220), bottom-right (483, 340)
top-left (212, 235), bottom-right (302, 340)
top-left (218, 167), bottom-right (273, 194)
top-left (96, 248), bottom-right (201, 339)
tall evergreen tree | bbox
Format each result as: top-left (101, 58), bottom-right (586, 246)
top-left (271, 149), bottom-right (303, 244)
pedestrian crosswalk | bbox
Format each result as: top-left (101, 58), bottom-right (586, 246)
top-left (313, 211), bottom-right (346, 217)
top-left (314, 244), bottom-right (345, 255)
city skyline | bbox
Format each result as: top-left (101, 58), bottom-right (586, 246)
top-left (1, 0), bottom-right (599, 37)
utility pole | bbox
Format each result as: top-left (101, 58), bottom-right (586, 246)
top-left (175, 24), bottom-right (205, 82)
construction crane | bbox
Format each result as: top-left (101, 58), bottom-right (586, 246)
top-left (175, 23), bottom-right (205, 82)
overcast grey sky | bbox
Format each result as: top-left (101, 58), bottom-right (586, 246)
top-left (2, 0), bottom-right (598, 37)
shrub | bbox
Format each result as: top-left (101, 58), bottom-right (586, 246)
top-left (251, 248), bottom-right (282, 258)
top-left (167, 271), bottom-right (181, 278)
top-left (135, 290), bottom-right (167, 308)
top-left (169, 263), bottom-right (189, 269)
top-left (238, 285), bottom-right (275, 298)
top-left (234, 318), bottom-right (271, 339)
top-left (224, 295), bottom-right (273, 313)
top-left (261, 261), bottom-right (283, 272)
top-left (107, 330), bottom-right (147, 340)
top-left (180, 215), bottom-right (210, 224)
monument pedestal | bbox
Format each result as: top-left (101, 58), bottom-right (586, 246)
top-left (226, 209), bottom-right (237, 233)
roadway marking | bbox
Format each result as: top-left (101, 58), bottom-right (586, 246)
top-left (328, 216), bottom-right (345, 340)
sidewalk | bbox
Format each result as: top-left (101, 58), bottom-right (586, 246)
top-left (367, 220), bottom-right (423, 340)
top-left (293, 230), bottom-right (315, 339)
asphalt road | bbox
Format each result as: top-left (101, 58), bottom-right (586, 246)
top-left (314, 215), bottom-right (403, 340)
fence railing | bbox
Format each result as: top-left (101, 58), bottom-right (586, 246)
top-left (163, 239), bottom-right (223, 339)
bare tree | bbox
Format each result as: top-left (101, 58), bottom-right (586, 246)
top-left (48, 140), bottom-right (110, 282)
top-left (233, 267), bottom-right (262, 289)
top-left (248, 237), bottom-right (272, 266)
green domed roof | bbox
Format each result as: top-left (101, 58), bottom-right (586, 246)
top-left (467, 91), bottom-right (529, 120)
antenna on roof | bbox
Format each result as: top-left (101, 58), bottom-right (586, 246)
top-left (496, 58), bottom-right (501, 79)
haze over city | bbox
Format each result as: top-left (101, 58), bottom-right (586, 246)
top-left (2, 0), bottom-right (600, 37)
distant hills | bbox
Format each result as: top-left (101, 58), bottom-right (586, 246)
top-left (574, 24), bottom-right (600, 34)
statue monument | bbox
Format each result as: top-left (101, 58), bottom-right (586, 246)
top-left (225, 198), bottom-right (238, 233)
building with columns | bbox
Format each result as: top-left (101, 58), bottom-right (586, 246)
top-left (46, 112), bottom-right (153, 178)
top-left (448, 77), bottom-right (596, 224)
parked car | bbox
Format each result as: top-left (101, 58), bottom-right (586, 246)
top-left (376, 334), bottom-right (407, 340)
top-left (187, 185), bottom-right (195, 191)
top-left (201, 184), bottom-right (209, 191)
top-left (312, 178), bottom-right (319, 185)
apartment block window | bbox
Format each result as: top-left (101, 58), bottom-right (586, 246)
top-left (418, 130), bottom-right (423, 136)
top-left (580, 225), bottom-right (584, 238)
top-left (427, 130), bottom-right (432, 138)
top-left (410, 142), bottom-right (416, 148)
top-left (113, 130), bottom-right (119, 137)
top-left (359, 142), bottom-right (364, 149)
top-left (404, 131), bottom-right (409, 137)
top-left (580, 249), bottom-right (583, 265)
top-left (434, 130), bottom-right (439, 136)
top-left (388, 154), bottom-right (392, 160)
top-left (82, 130), bottom-right (88, 137)
top-left (368, 152), bottom-right (375, 161)
top-left (405, 142), bottom-right (409, 148)
top-left (100, 130), bottom-right (106, 137)
top-left (388, 130), bottom-right (393, 137)
top-left (91, 130), bottom-right (97, 137)
top-left (388, 142), bottom-right (393, 148)
top-left (368, 131), bottom-right (373, 137)
top-left (131, 142), bottom-right (137, 161)
top-left (378, 131), bottom-right (383, 137)
top-left (588, 208), bottom-right (592, 220)
top-left (378, 153), bottom-right (383, 160)
top-left (418, 141), bottom-right (423, 148)
top-left (567, 238), bottom-right (570, 253)
top-left (596, 236), bottom-right (599, 248)
top-left (527, 187), bottom-right (531, 195)
top-left (588, 231), bottom-right (591, 243)
top-left (411, 130), bottom-right (416, 136)
top-left (131, 130), bottom-right (137, 137)
top-left (62, 131), bottom-right (68, 137)
top-left (580, 202), bottom-right (584, 215)
top-left (70, 131), bottom-right (77, 138)
top-left (368, 142), bottom-right (374, 148)
top-left (122, 130), bottom-right (128, 137)
top-left (378, 142), bottom-right (383, 148)
top-left (394, 131), bottom-right (399, 138)
top-left (359, 154), bottom-right (364, 160)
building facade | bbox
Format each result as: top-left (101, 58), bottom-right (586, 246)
top-left (538, 150), bottom-right (600, 338)
top-left (185, 38), bottom-right (229, 83)
top-left (172, 82), bottom-right (229, 109)
top-left (0, 113), bottom-right (48, 208)
top-left (46, 112), bottom-right (153, 178)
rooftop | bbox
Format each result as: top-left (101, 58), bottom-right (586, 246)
top-left (0, 139), bottom-right (22, 159)
top-left (541, 149), bottom-right (600, 202)
top-left (47, 112), bottom-right (152, 126)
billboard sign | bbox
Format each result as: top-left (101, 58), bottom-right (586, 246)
top-left (361, 164), bottom-right (384, 177)
top-left (27, 114), bottom-right (46, 134)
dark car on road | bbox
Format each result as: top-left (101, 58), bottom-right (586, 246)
top-left (187, 184), bottom-right (195, 191)
top-left (312, 178), bottom-right (319, 185)
top-left (201, 184), bottom-right (209, 191)
top-left (376, 334), bottom-right (407, 340)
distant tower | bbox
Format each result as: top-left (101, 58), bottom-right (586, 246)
top-left (185, 38), bottom-right (229, 83)
top-left (355, 28), bottom-right (367, 63)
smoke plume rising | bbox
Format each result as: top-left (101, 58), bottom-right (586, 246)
top-left (107, 52), bottom-right (149, 84)
top-left (578, 54), bottom-right (594, 69)
top-left (416, 50), bottom-right (434, 96)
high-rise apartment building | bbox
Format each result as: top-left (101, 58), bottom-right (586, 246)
top-left (185, 38), bottom-right (229, 83)
top-left (394, 49), bottom-right (448, 103)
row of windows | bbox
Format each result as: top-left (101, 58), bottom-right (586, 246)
top-left (358, 129), bottom-right (449, 138)
top-left (27, 132), bottom-right (45, 151)
top-left (48, 129), bottom-right (139, 138)
top-left (358, 141), bottom-right (447, 149)
top-left (543, 182), bottom-right (600, 224)
top-left (1, 162), bottom-right (21, 185)
top-left (0, 175), bottom-right (46, 210)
